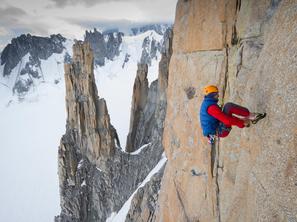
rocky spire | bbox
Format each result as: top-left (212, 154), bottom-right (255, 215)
top-left (64, 41), bottom-right (117, 165)
top-left (126, 63), bottom-right (149, 152)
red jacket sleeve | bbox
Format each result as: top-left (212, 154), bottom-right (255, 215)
top-left (207, 105), bottom-right (245, 128)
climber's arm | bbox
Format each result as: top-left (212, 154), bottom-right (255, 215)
top-left (207, 105), bottom-right (245, 128)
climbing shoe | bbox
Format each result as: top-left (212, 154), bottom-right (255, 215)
top-left (251, 113), bottom-right (266, 124)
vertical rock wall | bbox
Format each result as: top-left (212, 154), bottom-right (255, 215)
top-left (64, 42), bottom-right (116, 168)
top-left (155, 0), bottom-right (297, 222)
top-left (57, 42), bottom-right (118, 221)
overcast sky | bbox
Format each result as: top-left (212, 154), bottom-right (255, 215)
top-left (0, 0), bottom-right (177, 50)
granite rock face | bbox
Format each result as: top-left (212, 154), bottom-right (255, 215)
top-left (84, 29), bottom-right (123, 66)
top-left (56, 38), bottom-right (171, 221)
top-left (173, 0), bottom-right (238, 52)
top-left (0, 34), bottom-right (66, 94)
top-left (155, 0), bottom-right (297, 222)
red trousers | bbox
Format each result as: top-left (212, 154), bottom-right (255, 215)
top-left (219, 102), bottom-right (250, 137)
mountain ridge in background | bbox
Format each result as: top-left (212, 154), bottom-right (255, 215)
top-left (0, 23), bottom-right (171, 222)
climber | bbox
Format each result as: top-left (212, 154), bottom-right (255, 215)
top-left (200, 85), bottom-right (266, 144)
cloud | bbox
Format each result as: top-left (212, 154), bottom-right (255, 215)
top-left (0, 6), bottom-right (27, 17)
top-left (48, 0), bottom-right (176, 13)
top-left (134, 0), bottom-right (177, 22)
top-left (0, 6), bottom-right (29, 48)
top-left (0, 5), bottom-right (51, 34)
top-left (0, 5), bottom-right (51, 50)
top-left (0, 27), bottom-right (9, 36)
top-left (0, 6), bottom-right (27, 26)
top-left (57, 0), bottom-right (177, 25)
top-left (0, 0), bottom-right (177, 51)
top-left (62, 17), bottom-right (172, 35)
top-left (49, 0), bottom-right (137, 8)
top-left (64, 17), bottom-right (152, 29)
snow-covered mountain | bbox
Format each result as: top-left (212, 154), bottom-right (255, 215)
top-left (0, 34), bottom-right (72, 222)
top-left (0, 24), bottom-right (170, 222)
top-left (94, 23), bottom-right (171, 36)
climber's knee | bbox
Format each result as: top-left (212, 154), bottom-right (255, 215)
top-left (223, 102), bottom-right (250, 117)
top-left (223, 102), bottom-right (235, 115)
top-left (219, 130), bottom-right (230, 138)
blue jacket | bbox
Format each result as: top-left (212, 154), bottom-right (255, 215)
top-left (200, 97), bottom-right (220, 136)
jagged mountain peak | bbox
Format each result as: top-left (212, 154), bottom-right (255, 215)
top-left (1, 33), bottom-right (66, 77)
top-left (84, 28), bottom-right (123, 66)
top-left (0, 33), bottom-right (72, 100)
top-left (0, 24), bottom-right (170, 102)
top-left (130, 23), bottom-right (172, 36)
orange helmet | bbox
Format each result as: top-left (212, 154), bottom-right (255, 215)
top-left (203, 85), bottom-right (219, 95)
